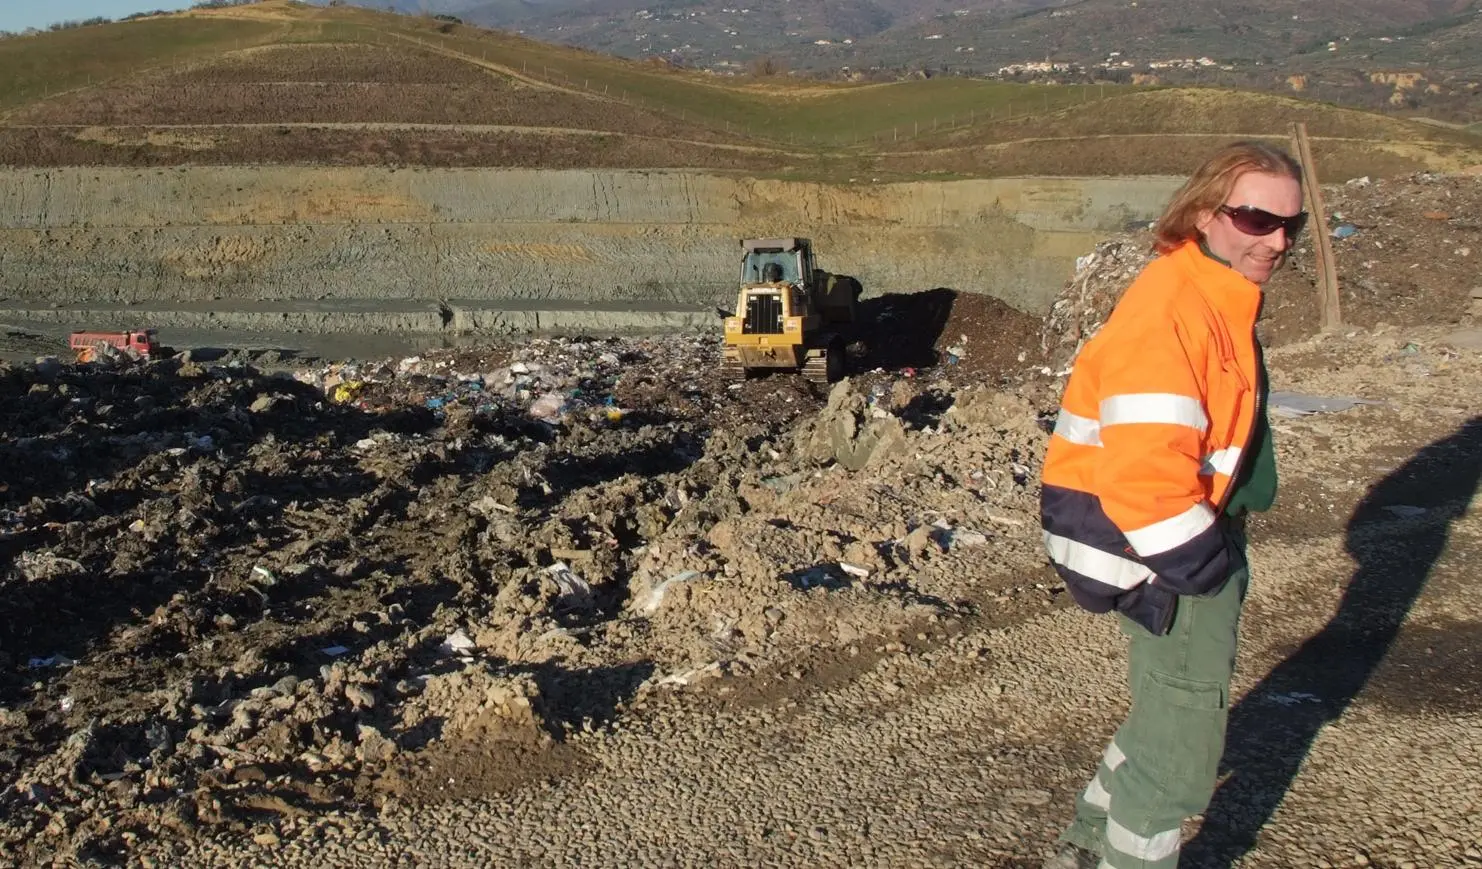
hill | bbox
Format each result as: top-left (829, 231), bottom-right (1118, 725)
top-left (0, 1), bottom-right (1476, 178)
top-left (316, 0), bottom-right (1482, 122)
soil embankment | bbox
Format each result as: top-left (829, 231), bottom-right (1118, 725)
top-left (0, 168), bottom-right (1178, 345)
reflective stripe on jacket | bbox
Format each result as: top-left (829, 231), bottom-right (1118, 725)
top-left (1040, 240), bottom-right (1262, 635)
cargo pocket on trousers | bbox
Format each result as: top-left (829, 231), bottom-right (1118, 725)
top-left (1138, 670), bottom-right (1228, 815)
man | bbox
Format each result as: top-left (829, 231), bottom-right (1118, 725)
top-left (1039, 141), bottom-right (1305, 869)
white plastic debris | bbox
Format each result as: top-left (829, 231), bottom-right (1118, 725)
top-left (838, 562), bottom-right (871, 579)
top-left (1268, 391), bottom-right (1385, 418)
top-left (948, 530), bottom-right (989, 548)
top-left (529, 392), bottom-right (568, 422)
top-left (27, 654), bottom-right (75, 670)
top-left (636, 570), bottom-right (702, 615)
top-left (439, 628), bottom-right (476, 656)
top-left (653, 662), bottom-right (723, 688)
top-left (547, 562), bottom-right (594, 609)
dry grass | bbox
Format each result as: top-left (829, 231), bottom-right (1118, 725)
top-left (0, 126), bottom-right (787, 172)
top-left (0, 5), bottom-right (1476, 179)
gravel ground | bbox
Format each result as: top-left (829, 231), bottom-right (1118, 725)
top-left (108, 326), bottom-right (1482, 869)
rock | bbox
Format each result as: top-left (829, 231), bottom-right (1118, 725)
top-left (344, 685), bottom-right (376, 710)
top-left (355, 725), bottom-right (397, 764)
top-left (947, 388), bottom-right (1039, 432)
top-left (794, 379), bottom-right (908, 471)
top-left (1005, 787), bottom-right (1053, 806)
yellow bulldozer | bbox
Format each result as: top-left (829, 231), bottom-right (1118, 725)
top-left (720, 237), bottom-right (861, 384)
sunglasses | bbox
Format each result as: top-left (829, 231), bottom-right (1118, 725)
top-left (1218, 205), bottom-right (1308, 238)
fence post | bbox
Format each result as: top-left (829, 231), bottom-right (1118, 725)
top-left (1291, 122), bottom-right (1341, 330)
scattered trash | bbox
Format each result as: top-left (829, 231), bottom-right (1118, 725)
top-left (636, 570), bottom-right (702, 615)
top-left (1268, 391), bottom-right (1386, 418)
top-left (1331, 224), bottom-right (1359, 239)
top-left (329, 381), bottom-right (363, 404)
top-left (945, 530), bottom-right (989, 548)
top-left (788, 565), bottom-right (850, 591)
top-left (59, 697), bottom-right (74, 714)
top-left (27, 654), bottom-right (75, 670)
top-left (529, 392), bottom-right (567, 422)
top-left (653, 662), bottom-right (723, 688)
top-left (439, 629), bottom-right (477, 656)
top-left (547, 562), bottom-right (594, 609)
top-left (1040, 237), bottom-right (1156, 375)
top-left (838, 562), bottom-right (871, 579)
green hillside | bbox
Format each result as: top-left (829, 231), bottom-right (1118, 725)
top-left (0, 0), bottom-right (1475, 178)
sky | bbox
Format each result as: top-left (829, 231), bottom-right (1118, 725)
top-left (0, 1), bottom-right (196, 34)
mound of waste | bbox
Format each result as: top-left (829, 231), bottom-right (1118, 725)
top-left (0, 331), bottom-right (1058, 863)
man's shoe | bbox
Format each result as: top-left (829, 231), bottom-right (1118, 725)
top-left (1041, 843), bottom-right (1100, 869)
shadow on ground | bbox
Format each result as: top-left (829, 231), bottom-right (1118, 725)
top-left (1187, 416), bottom-right (1482, 865)
top-left (856, 288), bottom-right (957, 370)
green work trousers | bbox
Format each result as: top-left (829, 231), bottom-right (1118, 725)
top-left (1060, 550), bottom-right (1249, 869)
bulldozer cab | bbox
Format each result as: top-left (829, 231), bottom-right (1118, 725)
top-left (740, 238), bottom-right (814, 289)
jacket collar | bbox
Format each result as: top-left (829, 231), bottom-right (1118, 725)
top-left (1171, 240), bottom-right (1263, 328)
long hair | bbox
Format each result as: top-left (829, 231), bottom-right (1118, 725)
top-left (1153, 141), bottom-right (1302, 255)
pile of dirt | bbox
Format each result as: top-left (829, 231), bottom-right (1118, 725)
top-left (1037, 172), bottom-right (1481, 369)
top-left (0, 328), bottom-right (1057, 864)
top-left (857, 288), bottom-right (1044, 384)
top-left (1266, 171), bottom-right (1481, 343)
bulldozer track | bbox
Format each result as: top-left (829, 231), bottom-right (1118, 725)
top-left (801, 350), bottom-right (830, 386)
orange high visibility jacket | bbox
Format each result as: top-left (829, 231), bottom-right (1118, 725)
top-left (1040, 240), bottom-right (1262, 635)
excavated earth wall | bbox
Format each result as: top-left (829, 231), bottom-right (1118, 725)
top-left (0, 168), bottom-right (1181, 333)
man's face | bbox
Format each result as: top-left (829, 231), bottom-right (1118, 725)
top-left (1196, 171), bottom-right (1305, 285)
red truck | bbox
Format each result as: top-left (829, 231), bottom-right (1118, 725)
top-left (68, 330), bottom-right (161, 363)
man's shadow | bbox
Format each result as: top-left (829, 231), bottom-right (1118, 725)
top-left (1185, 415), bottom-right (1482, 865)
